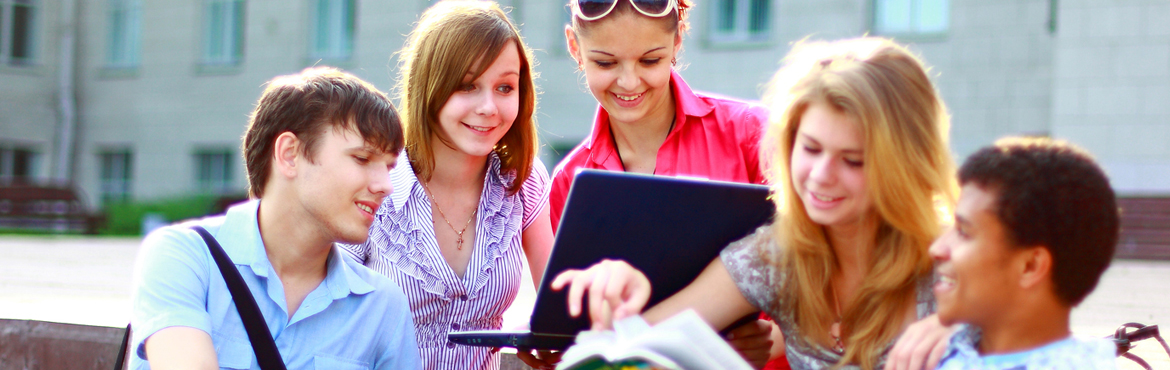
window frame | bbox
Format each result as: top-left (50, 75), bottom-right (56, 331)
top-left (308, 0), bottom-right (355, 62)
top-left (705, 0), bottom-right (771, 47)
top-left (201, 0), bottom-right (245, 67)
top-left (193, 149), bottom-right (234, 195)
top-left (0, 0), bottom-right (39, 67)
top-left (106, 0), bottom-right (142, 69)
top-left (871, 0), bottom-right (950, 39)
top-left (0, 146), bottom-right (38, 183)
top-left (99, 150), bottom-right (133, 204)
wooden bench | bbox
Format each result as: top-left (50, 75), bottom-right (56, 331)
top-left (0, 183), bottom-right (105, 234)
top-left (1116, 197), bottom-right (1170, 260)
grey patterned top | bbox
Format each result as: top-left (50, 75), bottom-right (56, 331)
top-left (720, 225), bottom-right (937, 370)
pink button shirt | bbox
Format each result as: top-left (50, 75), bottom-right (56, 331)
top-left (549, 70), bottom-right (769, 232)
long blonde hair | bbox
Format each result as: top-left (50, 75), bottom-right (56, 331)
top-left (396, 0), bottom-right (538, 194)
top-left (760, 37), bottom-right (957, 370)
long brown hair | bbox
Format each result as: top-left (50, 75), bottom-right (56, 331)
top-left (396, 0), bottom-right (538, 194)
top-left (760, 37), bottom-right (957, 370)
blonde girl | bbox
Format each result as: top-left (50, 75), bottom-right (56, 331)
top-left (551, 37), bottom-right (959, 370)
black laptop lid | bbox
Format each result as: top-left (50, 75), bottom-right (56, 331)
top-left (530, 170), bottom-right (774, 335)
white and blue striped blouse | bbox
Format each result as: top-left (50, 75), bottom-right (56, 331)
top-left (341, 152), bottom-right (550, 370)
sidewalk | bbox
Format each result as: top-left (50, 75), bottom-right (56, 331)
top-left (1, 235), bottom-right (1167, 368)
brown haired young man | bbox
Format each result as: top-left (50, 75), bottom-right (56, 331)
top-left (129, 67), bottom-right (421, 369)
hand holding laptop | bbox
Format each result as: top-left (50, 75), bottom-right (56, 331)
top-left (551, 259), bottom-right (652, 331)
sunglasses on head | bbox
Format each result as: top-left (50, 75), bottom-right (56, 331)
top-left (571, 0), bottom-right (680, 21)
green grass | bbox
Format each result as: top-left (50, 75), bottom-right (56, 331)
top-left (0, 228), bottom-right (78, 236)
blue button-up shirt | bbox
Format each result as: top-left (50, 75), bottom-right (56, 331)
top-left (130, 199), bottom-right (421, 369)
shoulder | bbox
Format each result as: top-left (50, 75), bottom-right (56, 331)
top-left (936, 325), bottom-right (982, 369)
top-left (689, 92), bottom-right (769, 151)
top-left (138, 216), bottom-right (227, 268)
top-left (693, 91), bottom-right (770, 127)
top-left (720, 224), bottom-right (783, 283)
top-left (1055, 336), bottom-right (1117, 367)
top-left (523, 157), bottom-right (551, 188)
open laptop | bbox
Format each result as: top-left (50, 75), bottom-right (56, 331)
top-left (447, 170), bottom-right (774, 350)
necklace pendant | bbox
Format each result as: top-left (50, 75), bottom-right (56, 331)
top-left (830, 322), bottom-right (844, 353)
top-left (456, 236), bottom-right (463, 250)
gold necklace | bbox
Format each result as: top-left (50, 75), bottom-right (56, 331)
top-left (830, 284), bottom-right (845, 354)
top-left (420, 180), bottom-right (476, 250)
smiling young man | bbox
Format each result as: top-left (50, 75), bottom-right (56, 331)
top-left (129, 67), bottom-right (421, 369)
top-left (931, 137), bottom-right (1120, 369)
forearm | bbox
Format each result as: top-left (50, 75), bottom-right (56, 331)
top-left (644, 258), bottom-right (757, 330)
top-left (144, 326), bottom-right (218, 370)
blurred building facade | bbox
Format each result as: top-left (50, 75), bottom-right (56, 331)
top-left (1, 0), bottom-right (1168, 208)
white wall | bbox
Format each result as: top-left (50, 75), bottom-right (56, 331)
top-left (1051, 0), bottom-right (1170, 194)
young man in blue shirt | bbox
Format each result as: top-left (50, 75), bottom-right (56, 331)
top-left (130, 67), bottom-right (421, 369)
top-left (930, 137), bottom-right (1119, 369)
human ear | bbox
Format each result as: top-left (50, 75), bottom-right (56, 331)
top-left (272, 132), bottom-right (301, 178)
top-left (565, 26), bottom-right (582, 68)
top-left (1018, 246), bottom-right (1052, 290)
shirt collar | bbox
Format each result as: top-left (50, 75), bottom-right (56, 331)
top-left (217, 199), bottom-right (374, 299)
top-left (670, 69), bottom-right (715, 118)
top-left (325, 245), bottom-right (375, 298)
top-left (585, 70), bottom-right (714, 167)
top-left (387, 150), bottom-right (508, 214)
top-left (216, 199), bottom-right (270, 277)
top-left (388, 152), bottom-right (415, 215)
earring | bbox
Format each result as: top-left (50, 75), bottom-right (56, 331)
top-left (671, 57), bottom-right (677, 65)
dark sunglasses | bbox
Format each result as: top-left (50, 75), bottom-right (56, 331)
top-left (571, 0), bottom-right (679, 21)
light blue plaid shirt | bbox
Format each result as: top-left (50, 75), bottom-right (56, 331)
top-left (937, 325), bottom-right (1116, 370)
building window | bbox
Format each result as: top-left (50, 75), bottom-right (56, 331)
top-left (873, 0), bottom-right (949, 36)
top-left (309, 0), bottom-right (354, 61)
top-left (1, 0), bottom-right (37, 66)
top-left (0, 147), bottom-right (37, 183)
top-left (99, 150), bottom-right (132, 203)
top-left (202, 0), bottom-right (244, 65)
top-left (195, 150), bottom-right (233, 194)
top-left (708, 0), bottom-right (770, 43)
top-left (107, 0), bottom-right (141, 68)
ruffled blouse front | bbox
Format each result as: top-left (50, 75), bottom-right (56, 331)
top-left (341, 152), bottom-right (550, 370)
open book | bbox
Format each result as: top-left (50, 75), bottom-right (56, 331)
top-left (556, 310), bottom-right (754, 370)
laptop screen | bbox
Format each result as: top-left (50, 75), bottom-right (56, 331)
top-left (529, 170), bottom-right (774, 335)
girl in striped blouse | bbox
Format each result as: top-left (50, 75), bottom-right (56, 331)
top-left (341, 1), bottom-right (554, 369)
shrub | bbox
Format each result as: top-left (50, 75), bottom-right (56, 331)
top-left (100, 195), bottom-right (225, 236)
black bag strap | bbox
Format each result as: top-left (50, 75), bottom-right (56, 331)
top-left (193, 225), bottom-right (288, 370)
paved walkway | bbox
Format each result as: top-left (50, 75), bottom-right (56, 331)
top-left (1, 236), bottom-right (1166, 368)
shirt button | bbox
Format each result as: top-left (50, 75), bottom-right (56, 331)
top-left (451, 323), bottom-right (460, 330)
top-left (460, 294), bottom-right (468, 301)
top-left (446, 342), bottom-right (456, 349)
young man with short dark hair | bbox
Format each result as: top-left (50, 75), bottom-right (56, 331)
top-left (130, 67), bottom-right (421, 369)
top-left (932, 137), bottom-right (1119, 369)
